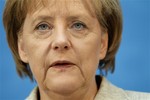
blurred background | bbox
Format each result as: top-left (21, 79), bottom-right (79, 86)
top-left (0, 0), bottom-right (150, 100)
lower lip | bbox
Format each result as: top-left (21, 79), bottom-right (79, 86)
top-left (51, 64), bottom-right (74, 71)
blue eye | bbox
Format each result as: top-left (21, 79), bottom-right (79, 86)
top-left (36, 23), bottom-right (51, 31)
top-left (72, 22), bottom-right (86, 31)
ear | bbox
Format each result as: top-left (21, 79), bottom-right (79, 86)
top-left (18, 36), bottom-right (28, 63)
top-left (99, 32), bottom-right (108, 60)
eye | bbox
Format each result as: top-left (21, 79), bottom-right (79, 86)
top-left (34, 22), bottom-right (53, 38)
top-left (35, 23), bottom-right (52, 31)
top-left (71, 22), bottom-right (86, 31)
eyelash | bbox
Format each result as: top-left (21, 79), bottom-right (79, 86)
top-left (35, 23), bottom-right (52, 31)
top-left (35, 21), bottom-right (87, 32)
top-left (71, 22), bottom-right (87, 31)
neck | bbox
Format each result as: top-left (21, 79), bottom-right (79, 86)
top-left (40, 77), bottom-right (98, 100)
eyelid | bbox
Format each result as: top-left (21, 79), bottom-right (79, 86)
top-left (71, 21), bottom-right (87, 28)
top-left (72, 21), bottom-right (86, 25)
top-left (35, 22), bottom-right (52, 30)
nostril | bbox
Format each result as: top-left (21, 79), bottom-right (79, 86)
top-left (64, 46), bottom-right (68, 49)
top-left (54, 46), bottom-right (59, 50)
top-left (54, 46), bottom-right (68, 50)
top-left (53, 43), bottom-right (70, 50)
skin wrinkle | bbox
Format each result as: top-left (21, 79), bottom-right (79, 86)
top-left (3, 0), bottom-right (122, 90)
top-left (29, 0), bottom-right (96, 20)
top-left (18, 0), bottom-right (108, 99)
top-left (44, 49), bottom-right (85, 82)
top-left (41, 27), bottom-right (85, 93)
top-left (28, 2), bottom-right (99, 86)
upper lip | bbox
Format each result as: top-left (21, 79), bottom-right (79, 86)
top-left (50, 60), bottom-right (75, 67)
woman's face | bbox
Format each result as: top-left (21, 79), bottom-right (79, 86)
top-left (18, 0), bottom-right (108, 95)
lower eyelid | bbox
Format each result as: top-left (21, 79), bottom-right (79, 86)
top-left (36, 25), bottom-right (49, 30)
top-left (35, 21), bottom-right (52, 29)
top-left (75, 25), bottom-right (87, 31)
top-left (35, 30), bottom-right (52, 37)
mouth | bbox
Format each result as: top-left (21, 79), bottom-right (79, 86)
top-left (50, 60), bottom-right (75, 69)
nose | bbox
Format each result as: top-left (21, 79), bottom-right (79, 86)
top-left (51, 32), bottom-right (71, 51)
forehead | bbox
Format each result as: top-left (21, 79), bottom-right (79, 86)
top-left (26, 0), bottom-right (96, 17)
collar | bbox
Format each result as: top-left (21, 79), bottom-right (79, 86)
top-left (94, 76), bottom-right (130, 100)
top-left (26, 76), bottom-right (130, 100)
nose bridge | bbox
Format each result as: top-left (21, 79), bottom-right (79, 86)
top-left (55, 19), bottom-right (68, 43)
top-left (55, 29), bottom-right (68, 43)
top-left (52, 20), bottom-right (70, 50)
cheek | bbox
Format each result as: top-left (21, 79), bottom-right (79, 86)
top-left (73, 35), bottom-right (101, 77)
top-left (24, 38), bottom-right (50, 82)
top-left (78, 34), bottom-right (101, 62)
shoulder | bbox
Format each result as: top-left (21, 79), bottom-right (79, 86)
top-left (95, 76), bottom-right (150, 100)
top-left (26, 87), bottom-right (38, 100)
top-left (125, 90), bottom-right (150, 100)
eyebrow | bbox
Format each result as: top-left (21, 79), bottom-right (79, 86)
top-left (67, 15), bottom-right (91, 22)
top-left (31, 13), bottom-right (95, 25)
top-left (31, 16), bottom-right (54, 26)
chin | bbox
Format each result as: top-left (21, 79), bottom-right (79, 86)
top-left (44, 74), bottom-right (85, 95)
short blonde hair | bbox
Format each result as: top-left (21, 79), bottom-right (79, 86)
top-left (3, 0), bottom-right (122, 80)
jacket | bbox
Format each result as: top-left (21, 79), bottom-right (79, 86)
top-left (26, 76), bottom-right (150, 100)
